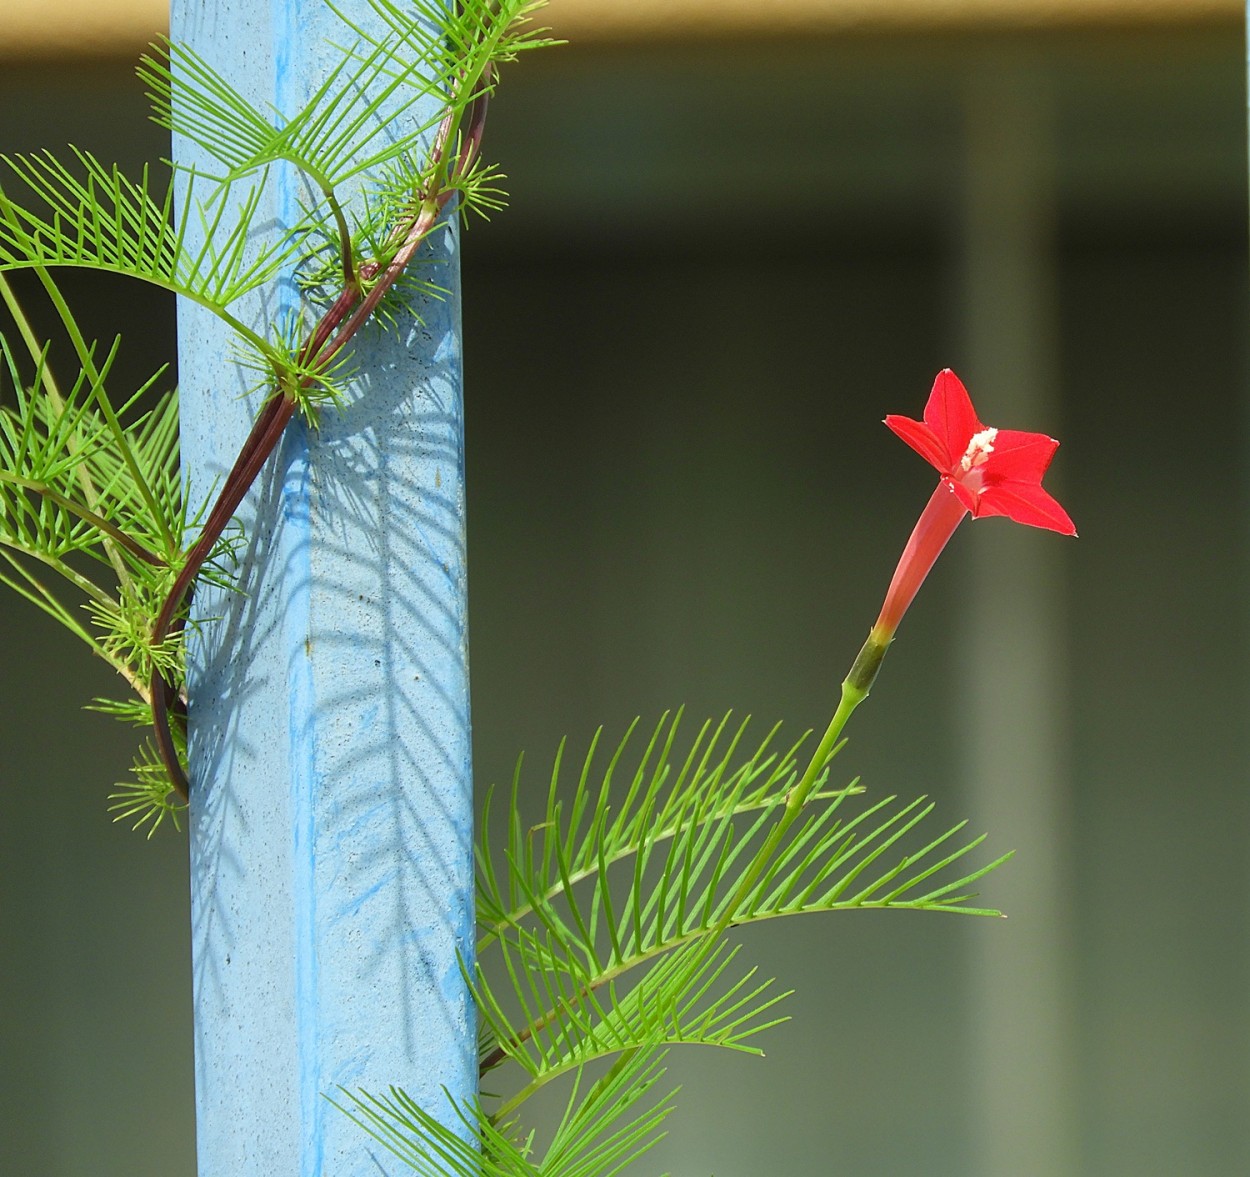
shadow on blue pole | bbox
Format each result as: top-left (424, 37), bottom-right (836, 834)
top-left (172, 3), bottom-right (475, 1172)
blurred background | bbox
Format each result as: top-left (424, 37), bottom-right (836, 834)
top-left (1, 0), bottom-right (1247, 1174)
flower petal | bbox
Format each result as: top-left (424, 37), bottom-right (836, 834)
top-left (973, 480), bottom-right (1077, 535)
top-left (884, 414), bottom-right (950, 473)
top-left (885, 369), bottom-right (1076, 536)
top-left (943, 473), bottom-right (980, 515)
top-left (982, 429), bottom-right (1059, 483)
top-left (922, 369), bottom-right (981, 466)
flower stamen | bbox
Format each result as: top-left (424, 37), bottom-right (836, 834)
top-left (959, 426), bottom-right (998, 473)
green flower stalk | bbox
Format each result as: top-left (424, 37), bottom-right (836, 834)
top-left (737, 368), bottom-right (1077, 908)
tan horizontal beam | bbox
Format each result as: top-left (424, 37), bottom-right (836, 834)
top-left (546, 0), bottom-right (1238, 39)
top-left (1, 0), bottom-right (160, 59)
top-left (0, 0), bottom-right (1238, 59)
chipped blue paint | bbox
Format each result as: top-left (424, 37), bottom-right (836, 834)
top-left (173, 3), bottom-right (475, 1173)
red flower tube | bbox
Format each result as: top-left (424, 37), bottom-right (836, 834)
top-left (872, 481), bottom-right (969, 640)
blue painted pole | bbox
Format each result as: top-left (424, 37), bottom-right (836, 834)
top-left (171, 3), bottom-right (475, 1173)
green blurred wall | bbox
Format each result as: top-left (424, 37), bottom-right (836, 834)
top-left (1, 25), bottom-right (1247, 1176)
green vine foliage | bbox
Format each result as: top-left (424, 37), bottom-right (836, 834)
top-left (0, 3), bottom-right (1010, 1173)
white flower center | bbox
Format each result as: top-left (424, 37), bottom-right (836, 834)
top-left (959, 427), bottom-right (998, 474)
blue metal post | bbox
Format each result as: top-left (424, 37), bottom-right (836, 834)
top-left (171, 3), bottom-right (475, 1173)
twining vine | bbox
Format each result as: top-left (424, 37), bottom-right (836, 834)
top-left (144, 31), bottom-right (499, 798)
top-left (0, 4), bottom-right (1024, 1174)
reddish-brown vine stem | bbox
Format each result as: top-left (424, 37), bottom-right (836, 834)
top-left (150, 73), bottom-right (494, 801)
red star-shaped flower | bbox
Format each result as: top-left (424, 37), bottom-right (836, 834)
top-left (884, 368), bottom-right (1075, 535)
top-left (861, 369), bottom-right (1076, 650)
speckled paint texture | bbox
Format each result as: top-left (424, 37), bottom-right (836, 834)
top-left (172, 2), bottom-right (475, 1173)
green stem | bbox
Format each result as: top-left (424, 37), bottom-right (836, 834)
top-left (0, 273), bottom-right (64, 405)
top-left (0, 533), bottom-right (118, 609)
top-left (477, 634), bottom-right (892, 1083)
top-left (0, 272), bottom-right (138, 589)
top-left (475, 782), bottom-right (858, 953)
top-left (276, 153), bottom-right (357, 290)
top-left (491, 1045), bottom-right (640, 1130)
top-left (719, 629), bottom-right (890, 922)
top-left (478, 872), bottom-right (846, 1080)
top-left (32, 266), bottom-right (179, 557)
top-left (0, 262), bottom-right (280, 369)
top-left (0, 470), bottom-right (166, 566)
top-left (479, 630), bottom-right (894, 1082)
top-left (322, 185), bottom-right (356, 290)
top-left (0, 538), bottom-right (144, 694)
top-left (0, 557), bottom-right (133, 680)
